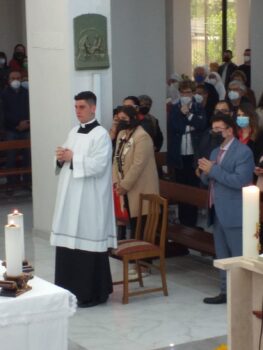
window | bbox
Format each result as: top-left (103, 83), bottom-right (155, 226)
top-left (191, 0), bottom-right (237, 69)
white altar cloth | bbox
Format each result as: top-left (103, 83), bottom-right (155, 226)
top-left (0, 264), bottom-right (77, 350)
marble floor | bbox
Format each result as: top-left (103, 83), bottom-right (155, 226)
top-left (0, 196), bottom-right (227, 350)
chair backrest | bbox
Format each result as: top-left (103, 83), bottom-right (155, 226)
top-left (135, 194), bottom-right (168, 251)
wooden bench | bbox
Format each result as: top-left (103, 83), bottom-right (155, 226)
top-left (159, 179), bottom-right (215, 256)
top-left (0, 139), bottom-right (31, 189)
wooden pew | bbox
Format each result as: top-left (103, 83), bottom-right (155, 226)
top-left (159, 179), bottom-right (215, 256)
top-left (0, 139), bottom-right (31, 189)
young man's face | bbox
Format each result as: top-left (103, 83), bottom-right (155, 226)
top-left (75, 100), bottom-right (96, 124)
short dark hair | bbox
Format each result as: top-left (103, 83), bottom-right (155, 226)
top-left (118, 105), bottom-right (138, 120)
top-left (224, 49), bottom-right (233, 55)
top-left (179, 80), bottom-right (196, 92)
top-left (211, 112), bottom-right (238, 137)
top-left (74, 91), bottom-right (97, 105)
top-left (123, 95), bottom-right (140, 107)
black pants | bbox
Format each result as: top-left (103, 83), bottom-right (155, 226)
top-left (174, 155), bottom-right (200, 227)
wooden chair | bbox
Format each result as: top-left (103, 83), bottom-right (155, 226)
top-left (111, 193), bottom-right (168, 304)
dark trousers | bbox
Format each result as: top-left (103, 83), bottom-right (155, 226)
top-left (174, 155), bottom-right (199, 227)
top-left (5, 130), bottom-right (31, 184)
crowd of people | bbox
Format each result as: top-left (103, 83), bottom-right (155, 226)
top-left (2, 43), bottom-right (263, 307)
top-left (0, 44), bottom-right (30, 188)
top-left (166, 48), bottom-right (263, 304)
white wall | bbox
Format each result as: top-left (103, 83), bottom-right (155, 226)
top-left (0, 0), bottom-right (27, 61)
top-left (235, 0), bottom-right (250, 65)
top-left (250, 0), bottom-right (263, 101)
top-left (111, 0), bottom-right (167, 147)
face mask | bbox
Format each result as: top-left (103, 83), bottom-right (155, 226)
top-left (0, 58), bottom-right (6, 65)
top-left (195, 75), bottom-right (204, 83)
top-left (21, 81), bottom-right (29, 89)
top-left (210, 131), bottom-right (225, 144)
top-left (139, 106), bottom-right (150, 115)
top-left (228, 90), bottom-right (240, 101)
top-left (194, 94), bottom-right (203, 104)
top-left (180, 96), bottom-right (192, 105)
top-left (14, 52), bottom-right (25, 61)
top-left (208, 78), bottom-right (217, 86)
top-left (236, 116), bottom-right (249, 128)
top-left (10, 80), bottom-right (21, 90)
top-left (244, 55), bottom-right (250, 63)
top-left (117, 120), bottom-right (131, 131)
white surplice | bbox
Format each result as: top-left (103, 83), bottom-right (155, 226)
top-left (50, 124), bottom-right (117, 252)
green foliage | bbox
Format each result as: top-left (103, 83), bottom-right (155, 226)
top-left (191, 0), bottom-right (237, 67)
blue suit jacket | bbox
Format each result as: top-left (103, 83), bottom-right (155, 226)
top-left (201, 138), bottom-right (255, 228)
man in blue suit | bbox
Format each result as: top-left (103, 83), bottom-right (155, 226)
top-left (198, 113), bottom-right (254, 304)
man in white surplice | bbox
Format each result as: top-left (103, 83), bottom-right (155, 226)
top-left (50, 91), bottom-right (117, 308)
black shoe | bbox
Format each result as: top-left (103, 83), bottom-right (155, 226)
top-left (203, 293), bottom-right (227, 304)
top-left (77, 298), bottom-right (108, 308)
top-left (77, 300), bottom-right (100, 308)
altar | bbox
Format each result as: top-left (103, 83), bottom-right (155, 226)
top-left (215, 257), bottom-right (263, 350)
top-left (0, 265), bottom-right (76, 350)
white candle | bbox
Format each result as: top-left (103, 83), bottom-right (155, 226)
top-left (5, 223), bottom-right (23, 276)
top-left (8, 210), bottom-right (25, 260)
top-left (242, 185), bottom-right (260, 258)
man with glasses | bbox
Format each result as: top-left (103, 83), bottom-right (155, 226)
top-left (198, 114), bottom-right (254, 304)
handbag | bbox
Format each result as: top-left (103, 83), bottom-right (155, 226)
top-left (113, 185), bottom-right (129, 222)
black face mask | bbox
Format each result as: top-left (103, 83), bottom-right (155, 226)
top-left (14, 52), bottom-right (25, 61)
top-left (139, 106), bottom-right (150, 115)
top-left (117, 120), bottom-right (131, 131)
top-left (223, 56), bottom-right (231, 63)
top-left (210, 131), bottom-right (224, 145)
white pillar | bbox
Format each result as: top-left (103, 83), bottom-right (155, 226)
top-left (172, 0), bottom-right (192, 78)
top-left (25, 0), bottom-right (113, 235)
top-left (250, 0), bottom-right (263, 100)
top-left (235, 0), bottom-right (250, 65)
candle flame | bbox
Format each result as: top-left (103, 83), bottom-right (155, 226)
top-left (13, 209), bottom-right (19, 215)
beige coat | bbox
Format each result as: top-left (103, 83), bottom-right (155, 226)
top-left (113, 126), bottom-right (159, 218)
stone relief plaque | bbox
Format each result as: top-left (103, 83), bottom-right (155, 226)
top-left (74, 14), bottom-right (109, 70)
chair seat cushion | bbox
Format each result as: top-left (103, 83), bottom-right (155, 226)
top-left (112, 239), bottom-right (159, 257)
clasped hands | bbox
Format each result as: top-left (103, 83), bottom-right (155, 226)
top-left (56, 147), bottom-right (73, 162)
top-left (114, 183), bottom-right (127, 196)
top-left (198, 158), bottom-right (215, 175)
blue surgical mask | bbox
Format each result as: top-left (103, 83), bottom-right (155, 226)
top-left (194, 94), bottom-right (203, 104)
top-left (195, 74), bottom-right (205, 83)
top-left (236, 116), bottom-right (249, 128)
top-left (180, 96), bottom-right (192, 105)
top-left (228, 90), bottom-right (240, 100)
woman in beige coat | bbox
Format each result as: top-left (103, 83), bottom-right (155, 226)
top-left (113, 105), bottom-right (159, 238)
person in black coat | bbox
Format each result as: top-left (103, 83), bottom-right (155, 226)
top-left (167, 80), bottom-right (206, 227)
top-left (218, 49), bottom-right (237, 89)
top-left (193, 66), bottom-right (219, 127)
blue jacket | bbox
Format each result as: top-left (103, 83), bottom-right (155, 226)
top-left (167, 100), bottom-right (206, 169)
top-left (201, 138), bottom-right (255, 227)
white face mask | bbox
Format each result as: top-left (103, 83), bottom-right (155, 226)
top-left (244, 55), bottom-right (250, 63)
top-left (180, 96), bottom-right (192, 105)
top-left (0, 58), bottom-right (6, 65)
top-left (208, 78), bottom-right (217, 86)
top-left (228, 90), bottom-right (240, 101)
top-left (10, 80), bottom-right (21, 90)
top-left (21, 81), bottom-right (29, 89)
top-left (194, 94), bottom-right (203, 104)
